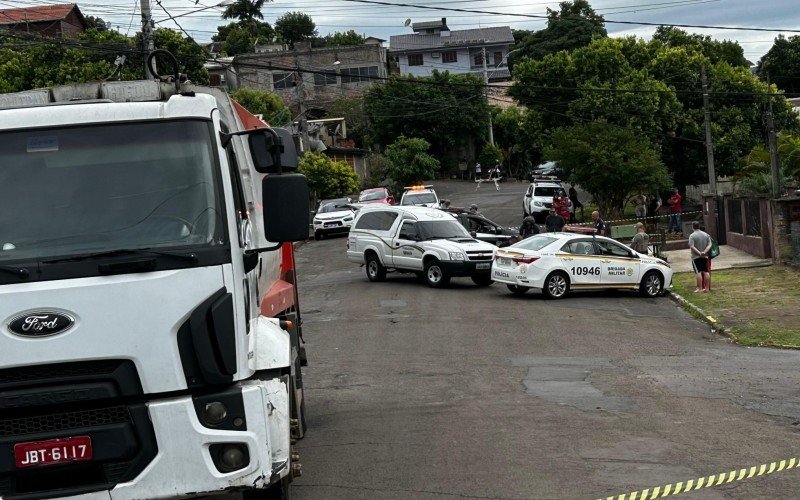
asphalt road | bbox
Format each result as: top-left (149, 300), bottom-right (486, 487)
top-left (292, 180), bottom-right (800, 499)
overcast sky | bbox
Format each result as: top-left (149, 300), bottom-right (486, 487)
top-left (69, 0), bottom-right (800, 64)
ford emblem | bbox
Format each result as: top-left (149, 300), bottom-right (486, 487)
top-left (7, 311), bottom-right (75, 338)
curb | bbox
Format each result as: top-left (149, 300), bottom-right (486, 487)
top-left (668, 291), bottom-right (737, 342)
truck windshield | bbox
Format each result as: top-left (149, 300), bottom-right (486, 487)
top-left (0, 120), bottom-right (225, 263)
top-left (417, 221), bottom-right (471, 240)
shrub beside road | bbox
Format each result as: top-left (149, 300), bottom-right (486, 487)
top-left (672, 266), bottom-right (800, 347)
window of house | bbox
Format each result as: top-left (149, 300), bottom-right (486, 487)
top-left (272, 72), bottom-right (293, 90)
top-left (341, 66), bottom-right (379, 83)
top-left (442, 51), bottom-right (457, 63)
top-left (473, 52), bottom-right (484, 67)
top-left (494, 51), bottom-right (504, 66)
top-left (408, 53), bottom-right (423, 66)
top-left (314, 72), bottom-right (337, 86)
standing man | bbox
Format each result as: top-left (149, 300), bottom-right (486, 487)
top-left (474, 162), bottom-right (482, 181)
top-left (667, 188), bottom-right (682, 234)
top-left (490, 162), bottom-right (501, 190)
top-left (569, 185), bottom-right (584, 221)
top-left (689, 221), bottom-right (712, 292)
top-left (545, 209), bottom-right (565, 232)
top-left (629, 222), bottom-right (650, 254)
top-left (592, 211), bottom-right (606, 235)
top-left (469, 204), bottom-right (482, 216)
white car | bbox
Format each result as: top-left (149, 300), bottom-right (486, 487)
top-left (400, 185), bottom-right (440, 208)
top-left (347, 205), bottom-right (496, 287)
top-left (522, 178), bottom-right (563, 222)
top-left (312, 198), bottom-right (355, 240)
top-left (491, 232), bottom-right (672, 299)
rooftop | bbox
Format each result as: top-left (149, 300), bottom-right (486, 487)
top-left (389, 26), bottom-right (514, 52)
top-left (0, 3), bottom-right (79, 24)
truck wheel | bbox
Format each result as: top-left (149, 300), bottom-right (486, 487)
top-left (365, 254), bottom-right (386, 282)
top-left (424, 260), bottom-right (450, 288)
top-left (313, 231), bottom-right (322, 241)
top-left (507, 284), bottom-right (530, 296)
top-left (542, 271), bottom-right (569, 299)
top-left (639, 271), bottom-right (663, 298)
top-left (471, 274), bottom-right (493, 287)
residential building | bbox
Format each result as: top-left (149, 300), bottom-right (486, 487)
top-left (389, 18), bottom-right (514, 81)
top-left (204, 57), bottom-right (236, 89)
top-left (0, 3), bottom-right (86, 38)
top-left (233, 41), bottom-right (388, 115)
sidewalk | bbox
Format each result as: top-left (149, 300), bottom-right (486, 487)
top-left (662, 245), bottom-right (772, 273)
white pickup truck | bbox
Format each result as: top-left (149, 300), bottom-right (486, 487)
top-left (346, 206), bottom-right (496, 287)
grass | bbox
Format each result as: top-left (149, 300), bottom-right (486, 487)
top-left (672, 266), bottom-right (800, 347)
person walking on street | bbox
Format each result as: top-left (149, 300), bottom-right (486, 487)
top-left (592, 211), bottom-right (606, 235)
top-left (629, 222), bottom-right (650, 254)
top-left (689, 221), bottom-right (712, 292)
top-left (667, 188), bottom-right (682, 234)
top-left (474, 162), bottom-right (482, 181)
top-left (569, 185), bottom-right (584, 221)
top-left (490, 163), bottom-right (501, 190)
top-left (546, 209), bottom-right (565, 232)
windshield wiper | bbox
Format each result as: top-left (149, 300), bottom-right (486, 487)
top-left (43, 248), bottom-right (198, 264)
top-left (0, 265), bottom-right (30, 279)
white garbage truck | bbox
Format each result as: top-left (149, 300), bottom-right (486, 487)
top-left (0, 76), bottom-right (310, 499)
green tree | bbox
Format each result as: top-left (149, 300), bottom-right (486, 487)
top-left (511, 0), bottom-right (606, 67)
top-left (230, 88), bottom-right (291, 125)
top-left (319, 30), bottom-right (365, 47)
top-left (275, 12), bottom-right (317, 46)
top-left (214, 20), bottom-right (274, 56)
top-left (325, 97), bottom-right (368, 147)
top-left (736, 134), bottom-right (800, 193)
top-left (384, 136), bottom-right (441, 190)
top-left (299, 151), bottom-right (359, 200)
top-left (756, 35), bottom-right (800, 94)
top-left (652, 26), bottom-right (747, 67)
top-left (546, 121), bottom-right (672, 217)
top-left (222, 0), bottom-right (269, 22)
top-left (365, 71), bottom-right (488, 159)
top-left (477, 143), bottom-right (503, 169)
top-left (365, 153), bottom-right (391, 186)
top-left (147, 28), bottom-right (210, 84)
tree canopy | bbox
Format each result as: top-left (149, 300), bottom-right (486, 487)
top-left (364, 71), bottom-right (489, 159)
top-left (299, 151), bottom-right (359, 200)
top-left (757, 35), bottom-right (800, 94)
top-left (222, 0), bottom-right (269, 22)
top-left (275, 12), bottom-right (318, 45)
top-left (230, 88), bottom-right (290, 125)
top-left (384, 136), bottom-right (441, 190)
top-left (317, 30), bottom-right (365, 47)
top-left (214, 20), bottom-right (274, 56)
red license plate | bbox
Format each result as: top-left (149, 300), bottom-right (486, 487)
top-left (14, 436), bottom-right (93, 469)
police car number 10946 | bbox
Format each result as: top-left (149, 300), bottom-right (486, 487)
top-left (571, 266), bottom-right (600, 276)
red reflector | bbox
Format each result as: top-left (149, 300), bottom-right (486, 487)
top-left (512, 256), bottom-right (539, 264)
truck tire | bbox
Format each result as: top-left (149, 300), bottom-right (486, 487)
top-left (424, 259), bottom-right (450, 288)
top-left (471, 274), bottom-right (493, 287)
top-left (365, 253), bottom-right (386, 282)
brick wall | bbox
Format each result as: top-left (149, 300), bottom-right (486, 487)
top-left (771, 198), bottom-right (800, 266)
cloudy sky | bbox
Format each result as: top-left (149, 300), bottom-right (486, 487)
top-left (55, 0), bottom-right (800, 63)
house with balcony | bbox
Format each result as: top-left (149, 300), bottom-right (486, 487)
top-left (389, 18), bottom-right (514, 81)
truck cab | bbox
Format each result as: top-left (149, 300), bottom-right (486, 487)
top-left (0, 81), bottom-right (309, 499)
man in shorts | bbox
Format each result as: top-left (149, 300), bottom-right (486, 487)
top-left (688, 221), bottom-right (712, 292)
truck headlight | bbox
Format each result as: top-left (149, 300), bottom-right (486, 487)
top-left (448, 252), bottom-right (465, 261)
top-left (534, 201), bottom-right (543, 207)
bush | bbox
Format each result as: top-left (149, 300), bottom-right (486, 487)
top-left (478, 143), bottom-right (504, 170)
top-left (298, 151), bottom-right (359, 201)
top-left (229, 88), bottom-right (291, 126)
top-left (385, 136), bottom-right (440, 194)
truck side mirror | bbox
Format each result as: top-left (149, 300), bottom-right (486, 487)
top-left (261, 173), bottom-right (309, 242)
top-left (248, 128), bottom-right (298, 174)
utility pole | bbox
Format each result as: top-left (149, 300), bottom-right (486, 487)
top-left (482, 47), bottom-right (494, 145)
top-left (141, 0), bottom-right (155, 79)
top-left (294, 46), bottom-right (309, 153)
top-left (701, 65), bottom-right (717, 196)
top-left (765, 75), bottom-right (782, 198)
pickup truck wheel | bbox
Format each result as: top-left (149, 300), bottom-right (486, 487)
top-left (507, 284), bottom-right (530, 295)
top-left (365, 254), bottom-right (386, 282)
top-left (424, 260), bottom-right (450, 288)
top-left (471, 274), bottom-right (493, 287)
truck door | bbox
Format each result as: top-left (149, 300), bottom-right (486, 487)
top-left (392, 220), bottom-right (424, 270)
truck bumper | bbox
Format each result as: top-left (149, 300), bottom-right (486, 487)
top-left (439, 261), bottom-right (492, 277)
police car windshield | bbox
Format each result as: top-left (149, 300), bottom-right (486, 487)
top-left (402, 192), bottom-right (436, 205)
top-left (513, 235), bottom-right (558, 251)
top-left (418, 221), bottom-right (470, 240)
top-left (534, 186), bottom-right (561, 197)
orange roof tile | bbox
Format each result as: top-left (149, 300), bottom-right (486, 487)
top-left (0, 3), bottom-right (78, 25)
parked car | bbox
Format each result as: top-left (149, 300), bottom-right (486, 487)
top-left (400, 185), bottom-right (440, 208)
top-left (491, 232), bottom-right (672, 299)
top-left (312, 198), bottom-right (355, 240)
top-left (522, 179), bottom-right (564, 222)
top-left (358, 187), bottom-right (395, 205)
top-left (346, 205), bottom-right (496, 287)
top-left (449, 211), bottom-right (516, 246)
top-left (527, 161), bottom-right (564, 182)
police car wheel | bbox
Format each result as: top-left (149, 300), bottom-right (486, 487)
top-left (366, 254), bottom-right (387, 282)
top-left (507, 284), bottom-right (530, 296)
top-left (424, 260), bottom-right (450, 288)
top-left (640, 271), bottom-right (663, 297)
top-left (543, 272), bottom-right (569, 299)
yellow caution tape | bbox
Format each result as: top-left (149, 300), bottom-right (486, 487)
top-left (602, 457), bottom-right (799, 499)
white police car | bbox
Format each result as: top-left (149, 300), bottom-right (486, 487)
top-left (400, 185), bottom-right (440, 208)
top-left (491, 232), bottom-right (672, 298)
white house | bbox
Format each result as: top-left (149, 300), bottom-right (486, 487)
top-left (389, 18), bottom-right (514, 81)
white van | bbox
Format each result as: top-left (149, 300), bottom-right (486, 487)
top-left (346, 206), bottom-right (496, 287)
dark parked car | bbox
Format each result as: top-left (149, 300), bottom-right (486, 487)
top-left (451, 212), bottom-right (516, 246)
